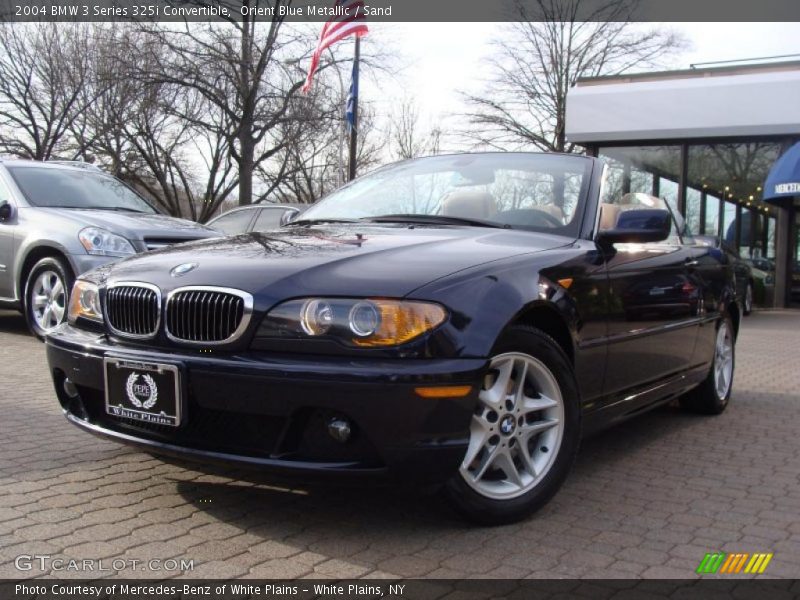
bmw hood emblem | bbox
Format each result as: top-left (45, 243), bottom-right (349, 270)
top-left (170, 262), bottom-right (198, 277)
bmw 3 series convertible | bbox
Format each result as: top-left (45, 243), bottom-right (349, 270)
top-left (46, 153), bottom-right (739, 524)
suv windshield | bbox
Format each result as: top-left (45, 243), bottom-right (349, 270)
top-left (7, 166), bottom-right (156, 214)
top-left (297, 153), bottom-right (592, 235)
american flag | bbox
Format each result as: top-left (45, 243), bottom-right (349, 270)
top-left (302, 0), bottom-right (369, 93)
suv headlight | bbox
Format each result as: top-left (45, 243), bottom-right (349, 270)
top-left (257, 298), bottom-right (447, 347)
top-left (78, 227), bottom-right (135, 257)
top-left (68, 280), bottom-right (103, 324)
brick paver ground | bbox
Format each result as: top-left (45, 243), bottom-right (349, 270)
top-left (1, 309), bottom-right (798, 580)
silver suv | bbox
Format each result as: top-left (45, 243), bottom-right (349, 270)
top-left (0, 159), bottom-right (218, 337)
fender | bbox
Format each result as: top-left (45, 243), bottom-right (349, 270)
top-left (410, 243), bottom-right (598, 359)
top-left (14, 240), bottom-right (74, 301)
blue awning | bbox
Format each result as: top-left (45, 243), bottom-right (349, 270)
top-left (764, 141), bottom-right (800, 202)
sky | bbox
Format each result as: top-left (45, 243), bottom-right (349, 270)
top-left (351, 22), bottom-right (800, 149)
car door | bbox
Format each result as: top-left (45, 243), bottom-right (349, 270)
top-left (602, 194), bottom-right (701, 407)
top-left (0, 173), bottom-right (16, 299)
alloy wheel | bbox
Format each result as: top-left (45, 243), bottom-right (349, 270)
top-left (460, 352), bottom-right (565, 500)
top-left (714, 321), bottom-right (734, 400)
top-left (31, 270), bottom-right (67, 332)
top-left (745, 284), bottom-right (753, 314)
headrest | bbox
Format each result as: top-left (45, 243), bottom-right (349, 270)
top-left (441, 190), bottom-right (497, 220)
top-left (598, 203), bottom-right (621, 230)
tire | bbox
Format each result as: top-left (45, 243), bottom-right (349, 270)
top-left (743, 282), bottom-right (753, 316)
top-left (443, 325), bottom-right (581, 525)
top-left (23, 256), bottom-right (74, 340)
top-left (679, 316), bottom-right (735, 415)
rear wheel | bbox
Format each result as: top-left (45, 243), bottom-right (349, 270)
top-left (680, 316), bottom-right (735, 415)
top-left (23, 257), bottom-right (74, 340)
top-left (443, 326), bottom-right (580, 525)
top-left (743, 282), bottom-right (753, 316)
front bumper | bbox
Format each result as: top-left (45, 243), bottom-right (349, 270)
top-left (46, 325), bottom-right (486, 485)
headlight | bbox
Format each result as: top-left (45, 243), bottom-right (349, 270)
top-left (68, 280), bottom-right (103, 324)
top-left (78, 227), bottom-right (135, 257)
top-left (258, 298), bottom-right (447, 347)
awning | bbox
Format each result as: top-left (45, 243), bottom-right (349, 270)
top-left (764, 141), bottom-right (800, 202)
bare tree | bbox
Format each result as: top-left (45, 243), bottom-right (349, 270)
top-left (65, 26), bottom-right (212, 219)
top-left (460, 0), bottom-right (687, 153)
top-left (271, 97), bottom-right (385, 204)
top-left (134, 5), bottom-right (314, 207)
top-left (0, 23), bottom-right (98, 160)
top-left (388, 98), bottom-right (442, 161)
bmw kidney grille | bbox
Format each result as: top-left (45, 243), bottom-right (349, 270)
top-left (105, 284), bottom-right (252, 344)
top-left (105, 284), bottom-right (160, 338)
top-left (165, 288), bottom-right (252, 344)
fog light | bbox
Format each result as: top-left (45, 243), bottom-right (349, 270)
top-left (327, 417), bottom-right (352, 443)
top-left (63, 378), bottom-right (79, 399)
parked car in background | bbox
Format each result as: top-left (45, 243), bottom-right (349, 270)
top-left (744, 257), bottom-right (775, 287)
top-left (206, 204), bottom-right (305, 235)
top-left (0, 159), bottom-right (218, 337)
top-left (746, 257), bottom-right (775, 274)
top-left (792, 265), bottom-right (800, 300)
top-left (47, 153), bottom-right (741, 524)
top-left (695, 235), bottom-right (757, 315)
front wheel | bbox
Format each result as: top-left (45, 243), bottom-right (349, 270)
top-left (680, 316), bottom-right (735, 415)
top-left (443, 326), bottom-right (581, 525)
top-left (23, 256), bottom-right (74, 340)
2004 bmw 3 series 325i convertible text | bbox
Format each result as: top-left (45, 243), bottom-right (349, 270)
top-left (46, 153), bottom-right (740, 524)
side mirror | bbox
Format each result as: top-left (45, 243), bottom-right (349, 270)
top-left (597, 208), bottom-right (671, 247)
top-left (0, 200), bottom-right (13, 223)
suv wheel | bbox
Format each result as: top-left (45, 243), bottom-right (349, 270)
top-left (24, 257), bottom-right (74, 340)
top-left (443, 326), bottom-right (581, 525)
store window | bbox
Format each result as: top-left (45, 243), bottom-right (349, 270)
top-left (704, 194), bottom-right (720, 236)
top-left (597, 146), bottom-right (681, 206)
top-left (685, 188), bottom-right (702, 234)
top-left (722, 201), bottom-right (736, 245)
top-left (767, 217), bottom-right (776, 259)
top-left (688, 142), bottom-right (782, 245)
top-left (659, 177), bottom-right (679, 214)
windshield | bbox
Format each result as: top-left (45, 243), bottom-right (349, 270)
top-left (298, 153), bottom-right (592, 235)
top-left (7, 166), bottom-right (157, 214)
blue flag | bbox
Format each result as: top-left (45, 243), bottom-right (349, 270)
top-left (345, 60), bottom-right (358, 132)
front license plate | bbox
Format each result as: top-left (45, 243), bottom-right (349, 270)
top-left (104, 358), bottom-right (182, 427)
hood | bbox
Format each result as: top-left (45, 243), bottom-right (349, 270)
top-left (93, 225), bottom-right (572, 305)
top-left (39, 208), bottom-right (218, 241)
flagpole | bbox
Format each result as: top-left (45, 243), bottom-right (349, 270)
top-left (347, 35), bottom-right (360, 182)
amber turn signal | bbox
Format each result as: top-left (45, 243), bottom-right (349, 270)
top-left (414, 385), bottom-right (473, 399)
top-left (557, 278), bottom-right (574, 289)
top-left (351, 300), bottom-right (447, 347)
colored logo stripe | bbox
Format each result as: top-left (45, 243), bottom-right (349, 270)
top-left (720, 553), bottom-right (748, 573)
top-left (696, 552), bottom-right (773, 574)
top-left (697, 553), bottom-right (726, 574)
top-left (744, 553), bottom-right (773, 574)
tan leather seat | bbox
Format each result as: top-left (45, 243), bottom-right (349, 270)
top-left (540, 204), bottom-right (565, 223)
top-left (598, 203), bottom-right (621, 230)
top-left (441, 190), bottom-right (497, 220)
